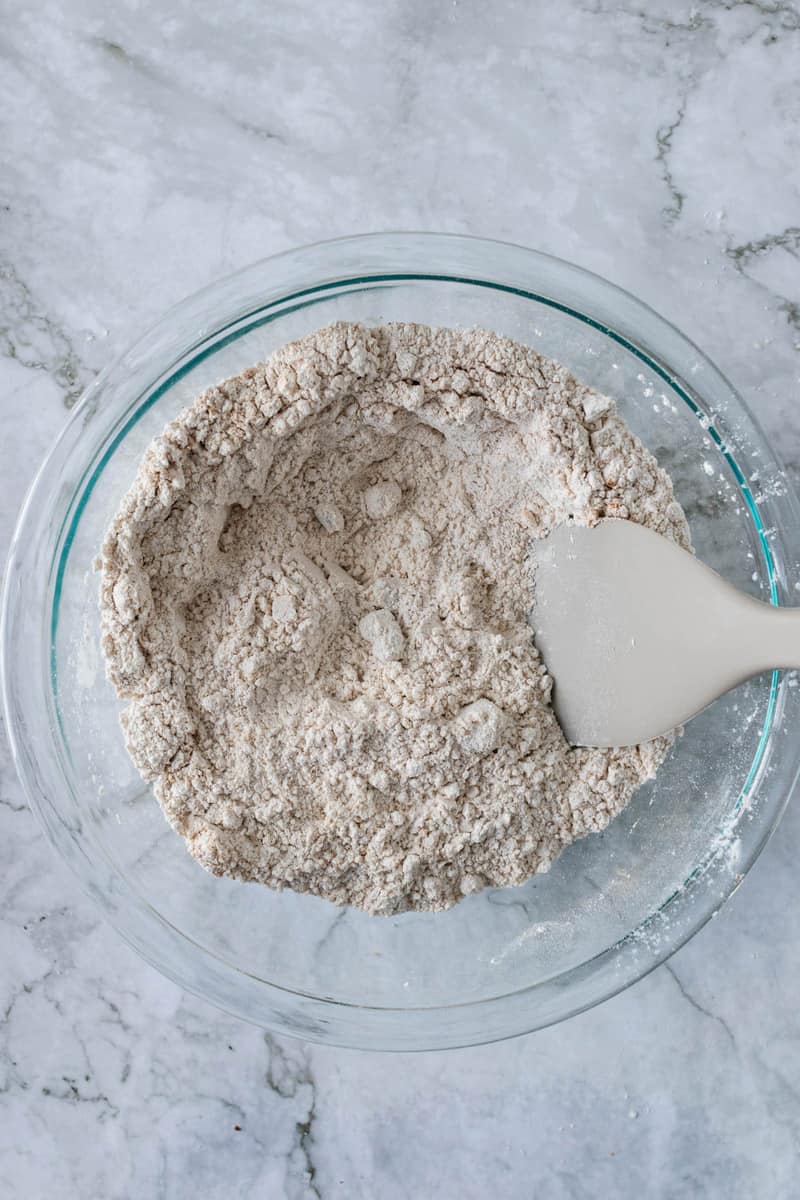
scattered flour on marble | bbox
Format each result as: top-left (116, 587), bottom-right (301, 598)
top-left (98, 322), bottom-right (690, 914)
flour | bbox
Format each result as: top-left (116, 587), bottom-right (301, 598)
top-left (98, 322), bottom-right (690, 914)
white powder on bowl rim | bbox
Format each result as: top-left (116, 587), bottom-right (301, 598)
top-left (98, 322), bottom-right (689, 915)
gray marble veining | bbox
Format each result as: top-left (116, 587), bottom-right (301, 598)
top-left (2, 0), bottom-right (799, 1196)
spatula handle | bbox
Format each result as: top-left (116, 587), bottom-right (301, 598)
top-left (741, 601), bottom-right (800, 674)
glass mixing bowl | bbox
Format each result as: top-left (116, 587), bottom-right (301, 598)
top-left (4, 233), bottom-right (800, 1051)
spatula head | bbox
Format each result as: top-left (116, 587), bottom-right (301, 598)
top-left (530, 519), bottom-right (775, 748)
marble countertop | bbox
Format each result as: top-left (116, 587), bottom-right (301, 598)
top-left (2, 1), bottom-right (800, 1196)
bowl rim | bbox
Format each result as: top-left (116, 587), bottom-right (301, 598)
top-left (4, 230), bottom-right (800, 1051)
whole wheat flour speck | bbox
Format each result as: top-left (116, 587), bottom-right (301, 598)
top-left (98, 322), bottom-right (690, 914)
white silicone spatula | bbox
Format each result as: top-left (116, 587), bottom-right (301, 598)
top-left (531, 519), bottom-right (800, 748)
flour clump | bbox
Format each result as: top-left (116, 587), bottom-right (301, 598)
top-left (98, 322), bottom-right (689, 914)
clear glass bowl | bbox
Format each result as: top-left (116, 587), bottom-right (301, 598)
top-left (4, 233), bottom-right (800, 1051)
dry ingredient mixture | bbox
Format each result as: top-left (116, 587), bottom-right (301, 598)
top-left (99, 322), bottom-right (690, 914)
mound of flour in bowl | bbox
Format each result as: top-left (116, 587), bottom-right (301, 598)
top-left (99, 322), bottom-right (689, 914)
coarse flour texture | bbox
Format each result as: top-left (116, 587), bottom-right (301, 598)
top-left (99, 323), bottom-right (690, 914)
